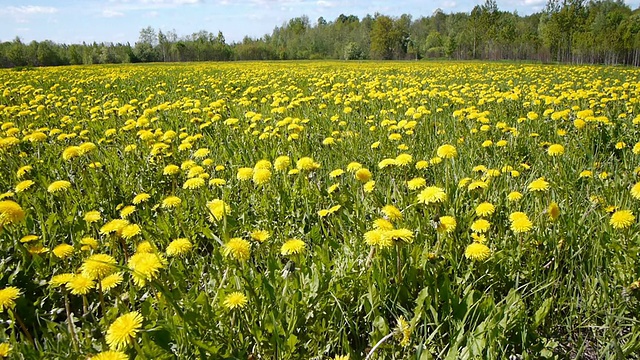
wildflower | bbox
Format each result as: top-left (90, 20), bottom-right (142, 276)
top-left (52, 244), bottom-right (74, 259)
top-left (105, 312), bottom-right (144, 350)
top-left (387, 228), bottom-right (414, 243)
top-left (355, 168), bottom-right (372, 182)
top-left (0, 287), bottom-right (21, 312)
top-left (120, 224), bottom-right (141, 239)
top-left (407, 177), bottom-right (426, 190)
top-left (16, 165), bottom-right (32, 179)
top-left (223, 292), bottom-right (248, 310)
top-left (373, 218), bottom-right (394, 231)
top-left (507, 191), bottom-right (523, 202)
top-left (47, 180), bottom-right (71, 193)
top-left (281, 238), bottom-right (305, 255)
top-left (100, 219), bottom-right (129, 236)
top-left (89, 350), bottom-right (128, 360)
top-left (274, 156), bottom-right (291, 171)
top-left (467, 180), bottom-right (488, 191)
top-left (395, 316), bottom-right (412, 346)
top-left (20, 234), bottom-right (38, 243)
top-left (209, 178), bottom-right (226, 187)
top-left (193, 148), bottom-right (210, 158)
top-left (610, 210), bottom-right (635, 229)
top-left (101, 273), bottom-right (124, 291)
top-left (82, 254), bottom-right (117, 279)
top-left (49, 273), bottom-right (75, 288)
top-left (528, 177), bottom-right (550, 192)
top-left (250, 230), bottom-right (269, 243)
top-left (464, 243), bottom-right (491, 261)
top-left (120, 206), bottom-right (136, 218)
top-left (471, 233), bottom-right (487, 243)
top-left (183, 177), bottom-right (205, 189)
top-left (223, 238), bottom-right (251, 261)
top-left (128, 252), bottom-right (165, 286)
top-left (509, 212), bottom-right (533, 233)
top-left (80, 237), bottom-right (99, 251)
top-left (437, 216), bottom-right (457, 234)
top-left (548, 202), bottom-right (560, 221)
top-left (136, 241), bottom-right (154, 254)
top-left (161, 196), bottom-right (181, 209)
top-left (132, 193), bottom-right (150, 204)
top-left (547, 144), bottom-right (564, 156)
top-left (329, 169), bottom-right (344, 178)
top-left (15, 180), bottom-right (34, 193)
top-left (364, 230), bottom-right (392, 248)
top-left (163, 164), bottom-right (180, 175)
top-left (84, 210), bottom-right (101, 223)
top-left (378, 158), bottom-right (396, 168)
top-left (475, 202), bottom-right (495, 217)
top-left (237, 167), bottom-right (254, 181)
top-left (417, 186), bottom-right (446, 204)
top-left (253, 168), bottom-right (271, 185)
top-left (382, 205), bottom-right (402, 221)
top-left (166, 238), bottom-right (192, 256)
top-left (207, 199), bottom-right (231, 221)
top-left (346, 162), bottom-right (362, 172)
top-left (395, 153), bottom-right (413, 166)
top-left (436, 144), bottom-right (457, 158)
top-left (65, 275), bottom-right (95, 295)
top-left (62, 146), bottom-right (82, 160)
top-left (0, 200), bottom-right (25, 227)
top-left (363, 180), bottom-right (375, 193)
top-left (415, 160), bottom-right (429, 169)
top-left (471, 219), bottom-right (491, 233)
top-left (296, 157), bottom-right (320, 171)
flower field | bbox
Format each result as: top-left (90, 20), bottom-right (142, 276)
top-left (1, 61), bottom-right (640, 359)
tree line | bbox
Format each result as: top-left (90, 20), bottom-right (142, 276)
top-left (1, 0), bottom-right (639, 67)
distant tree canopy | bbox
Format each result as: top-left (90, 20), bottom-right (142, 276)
top-left (1, 0), bottom-right (639, 67)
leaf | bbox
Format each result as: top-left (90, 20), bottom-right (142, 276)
top-left (533, 298), bottom-right (553, 329)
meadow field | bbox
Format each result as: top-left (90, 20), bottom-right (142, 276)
top-left (1, 61), bottom-right (640, 359)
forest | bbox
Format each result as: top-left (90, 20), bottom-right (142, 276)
top-left (0, 0), bottom-right (639, 67)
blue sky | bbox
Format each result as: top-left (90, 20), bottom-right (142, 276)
top-left (1, 0), bottom-right (639, 44)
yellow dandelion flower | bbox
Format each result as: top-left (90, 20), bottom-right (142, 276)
top-left (120, 224), bottom-right (141, 239)
top-left (355, 168), bottom-right (372, 182)
top-left (65, 274), bottom-right (95, 295)
top-left (509, 212), bottom-right (533, 233)
top-left (436, 144), bottom-right (457, 158)
top-left (467, 180), bottom-right (488, 191)
top-left (82, 254), bottom-right (116, 279)
top-left (464, 243), bottom-right (491, 261)
top-left (254, 159), bottom-right (272, 170)
top-left (252, 168), bottom-right (271, 185)
top-left (62, 146), bottom-right (82, 160)
top-left (128, 252), bottom-right (165, 287)
top-left (437, 216), bottom-right (457, 234)
top-left (15, 180), bottom-right (34, 193)
top-left (610, 210), bottom-right (635, 229)
top-left (237, 167), bottom-right (254, 181)
top-left (20, 234), bottom-right (38, 243)
top-left (364, 230), bottom-right (392, 248)
top-left (49, 273), bottom-right (75, 288)
top-left (387, 228), bottom-right (414, 243)
top-left (163, 164), bottom-right (180, 175)
top-left (80, 237), bottom-right (99, 251)
top-left (395, 316), bottom-right (412, 346)
top-left (0, 287), bottom-right (21, 312)
top-left (183, 177), bottom-right (205, 189)
top-left (136, 241), bottom-right (154, 254)
top-left (161, 196), bottom-right (181, 209)
top-left (0, 200), bottom-right (25, 226)
top-left (209, 178), bottom-right (226, 187)
top-left (89, 350), bottom-right (128, 360)
top-left (378, 158), bottom-right (396, 169)
top-left (471, 219), bottom-right (491, 233)
top-left (84, 210), bottom-right (101, 223)
top-left (47, 180), bottom-right (71, 193)
top-left (548, 202), bottom-right (560, 221)
top-left (281, 238), bottom-right (305, 255)
top-left (329, 169), bottom-right (344, 178)
top-left (223, 292), bottom-right (248, 310)
top-left (250, 230), bottom-right (269, 243)
top-left (207, 199), bottom-right (231, 221)
top-left (407, 177), bottom-right (426, 190)
top-left (100, 273), bottom-right (124, 291)
top-left (415, 160), bottom-right (429, 169)
top-left (105, 312), bottom-right (143, 350)
top-left (382, 205), bottom-right (402, 221)
top-left (52, 243), bottom-right (74, 259)
top-left (274, 156), bottom-right (291, 171)
top-left (373, 218), bottom-right (394, 231)
top-left (547, 144), bottom-right (564, 156)
top-left (346, 162), bottom-right (362, 172)
top-left (120, 205), bottom-right (136, 218)
top-left (296, 157), bottom-right (320, 171)
top-left (475, 202), bottom-right (495, 217)
top-left (417, 186), bottom-right (446, 204)
top-left (507, 191), bottom-right (523, 201)
top-left (363, 180), bottom-right (375, 193)
top-left (16, 165), bottom-right (32, 179)
top-left (166, 238), bottom-right (192, 256)
top-left (395, 153), bottom-right (413, 166)
top-left (223, 238), bottom-right (251, 261)
top-left (528, 177), bottom-right (550, 192)
top-left (100, 219), bottom-right (129, 236)
top-left (132, 193), bottom-right (150, 204)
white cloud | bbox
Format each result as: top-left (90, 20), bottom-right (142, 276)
top-left (102, 9), bottom-right (125, 17)
top-left (316, 0), bottom-right (335, 7)
top-left (0, 5), bottom-right (58, 16)
top-left (522, 0), bottom-right (545, 5)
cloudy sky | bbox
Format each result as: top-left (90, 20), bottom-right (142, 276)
top-left (1, 0), bottom-right (639, 44)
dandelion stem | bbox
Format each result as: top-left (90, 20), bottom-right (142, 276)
top-left (11, 308), bottom-right (35, 346)
top-left (365, 332), bottom-right (394, 360)
top-left (64, 293), bottom-right (79, 352)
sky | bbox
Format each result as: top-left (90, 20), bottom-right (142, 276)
top-left (0, 0), bottom-right (639, 45)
